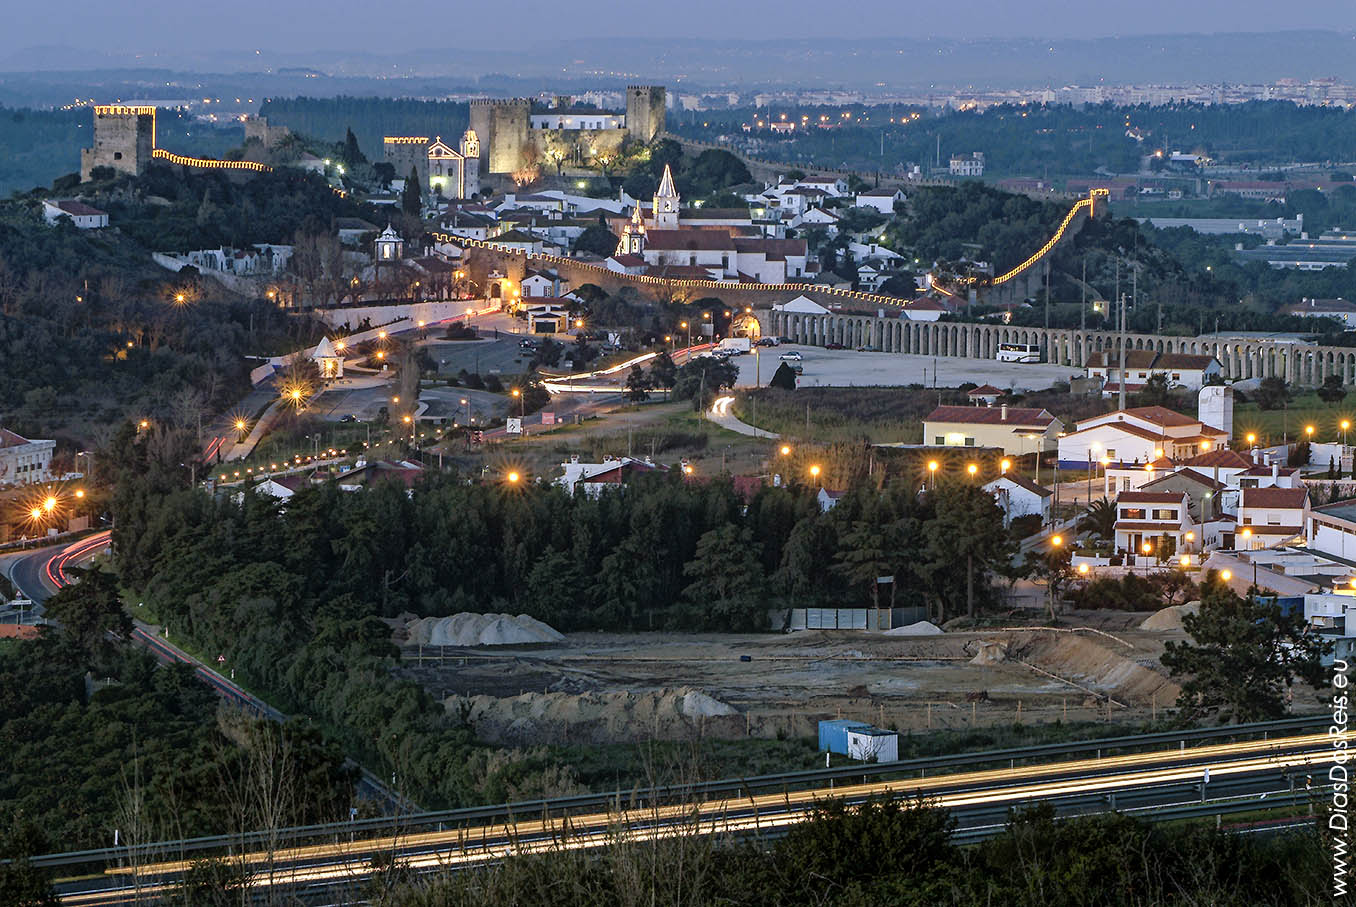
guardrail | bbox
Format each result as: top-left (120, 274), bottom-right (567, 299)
top-left (23, 714), bottom-right (1324, 870)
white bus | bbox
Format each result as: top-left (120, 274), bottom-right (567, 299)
top-left (996, 342), bottom-right (1041, 363)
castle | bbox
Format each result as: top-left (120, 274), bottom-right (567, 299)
top-left (467, 85), bottom-right (666, 175)
top-left (80, 106), bottom-right (156, 181)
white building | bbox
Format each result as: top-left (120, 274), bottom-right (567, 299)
top-left (854, 187), bottom-right (906, 214)
top-left (924, 404), bottom-right (1062, 455)
top-left (1237, 486), bottom-right (1309, 549)
top-left (1281, 297), bottom-right (1356, 330)
top-left (1057, 406), bottom-right (1229, 468)
top-left (556, 456), bottom-right (665, 497)
top-left (1085, 351), bottom-right (1222, 394)
top-left (42, 199), bottom-right (108, 229)
top-left (1113, 490), bottom-right (1194, 557)
top-left (983, 474), bottom-right (1053, 526)
top-left (0, 429), bottom-right (54, 486)
top-left (949, 152), bottom-right (985, 177)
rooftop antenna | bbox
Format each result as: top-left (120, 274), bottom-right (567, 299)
top-left (1118, 292), bottom-right (1128, 412)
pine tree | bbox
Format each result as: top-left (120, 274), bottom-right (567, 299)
top-left (342, 127), bottom-right (365, 167)
top-left (401, 166), bottom-right (422, 215)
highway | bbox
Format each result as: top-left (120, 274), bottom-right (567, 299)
top-left (48, 727), bottom-right (1330, 905)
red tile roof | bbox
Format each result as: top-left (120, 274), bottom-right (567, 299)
top-left (1117, 491), bottom-right (1187, 504)
top-left (967, 384), bottom-right (1002, 396)
top-left (1123, 406), bottom-right (1201, 428)
top-left (1241, 487), bottom-right (1308, 509)
top-left (924, 405), bottom-right (1056, 427)
top-left (644, 230), bottom-right (736, 251)
top-left (1184, 449), bottom-right (1254, 470)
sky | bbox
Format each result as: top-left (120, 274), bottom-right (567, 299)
top-left (5, 0), bottom-right (1355, 55)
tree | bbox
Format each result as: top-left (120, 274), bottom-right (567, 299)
top-left (1078, 497), bottom-right (1117, 542)
top-left (624, 364), bottom-right (650, 403)
top-left (373, 162), bottom-right (395, 189)
top-left (0, 813), bottom-right (57, 906)
top-left (680, 525), bottom-right (766, 630)
top-left (646, 352), bottom-right (677, 399)
top-left (573, 224), bottom-right (621, 257)
top-left (769, 362), bottom-right (799, 391)
top-left (1162, 572), bottom-right (1330, 722)
top-left (672, 358), bottom-right (739, 409)
top-left (341, 127), bottom-right (366, 167)
top-left (401, 165), bottom-right (422, 216)
top-left (43, 567), bottom-right (132, 656)
top-left (1254, 375), bottom-right (1291, 411)
top-left (1134, 373), bottom-right (1173, 407)
top-left (918, 482), bottom-right (1015, 621)
top-left (1318, 373), bottom-right (1348, 404)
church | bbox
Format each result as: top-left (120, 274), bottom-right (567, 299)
top-left (382, 131), bottom-right (481, 200)
top-left (608, 164), bottom-right (811, 285)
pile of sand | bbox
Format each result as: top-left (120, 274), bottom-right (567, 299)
top-left (969, 639), bottom-right (1010, 665)
top-left (1020, 632), bottom-right (1180, 707)
top-left (1139, 602), bottom-right (1200, 632)
top-left (406, 613), bottom-right (565, 647)
top-left (446, 687), bottom-right (739, 745)
top-left (884, 620), bottom-right (944, 637)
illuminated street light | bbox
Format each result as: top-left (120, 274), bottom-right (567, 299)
top-left (29, 507), bottom-right (42, 521)
top-left (809, 465), bottom-right (821, 479)
top-left (506, 471), bottom-right (520, 483)
top-left (967, 463), bottom-right (978, 477)
top-left (43, 496), bottom-right (56, 513)
top-left (1141, 542), bottom-right (1152, 555)
top-left (1077, 563), bottom-right (1090, 575)
top-left (1221, 570), bottom-right (1232, 582)
top-left (780, 445), bottom-right (792, 456)
top-left (1050, 535), bottom-right (1063, 547)
top-left (1246, 432), bottom-right (1257, 446)
top-left (1306, 425), bottom-right (1315, 439)
top-left (74, 490), bottom-right (84, 499)
top-left (1000, 458), bottom-right (1011, 473)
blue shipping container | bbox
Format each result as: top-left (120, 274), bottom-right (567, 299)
top-left (818, 719), bottom-right (871, 755)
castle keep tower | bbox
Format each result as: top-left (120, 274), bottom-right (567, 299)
top-left (80, 106), bottom-right (156, 181)
top-left (383, 136), bottom-right (430, 189)
top-left (468, 98), bottom-right (531, 174)
top-left (626, 86), bottom-right (667, 143)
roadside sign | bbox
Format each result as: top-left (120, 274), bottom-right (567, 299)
top-left (217, 655), bottom-right (226, 663)
top-left (506, 418), bottom-right (522, 435)
top-left (541, 412), bottom-right (555, 426)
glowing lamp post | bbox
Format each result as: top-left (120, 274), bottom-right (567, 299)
top-left (928, 460), bottom-right (938, 489)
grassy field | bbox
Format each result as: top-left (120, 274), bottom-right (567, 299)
top-left (1232, 391), bottom-right (1356, 448)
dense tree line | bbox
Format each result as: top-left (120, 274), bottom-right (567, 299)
top-left (675, 100), bottom-right (1356, 177)
top-left (259, 97), bottom-right (471, 165)
top-left (109, 448), bottom-right (1016, 805)
top-left (0, 630), bottom-right (354, 857)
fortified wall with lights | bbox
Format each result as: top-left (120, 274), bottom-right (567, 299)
top-left (80, 107), bottom-right (278, 181)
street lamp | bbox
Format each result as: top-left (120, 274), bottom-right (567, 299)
top-left (506, 470), bottom-right (521, 484)
top-left (1221, 570), bottom-right (1232, 582)
top-left (1246, 432), bottom-right (1257, 447)
top-left (1344, 419), bottom-right (1352, 446)
top-left (512, 387), bottom-right (524, 418)
top-left (680, 320), bottom-right (691, 348)
top-left (1241, 526), bottom-right (1252, 549)
top-left (1001, 458), bottom-right (1011, 474)
top-left (780, 445), bottom-right (792, 456)
top-left (967, 463), bottom-right (978, 478)
top-left (928, 460), bottom-right (938, 489)
top-left (809, 464), bottom-right (821, 481)
top-left (1306, 424), bottom-right (1315, 441)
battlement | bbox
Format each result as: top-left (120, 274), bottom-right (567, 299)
top-left (93, 105), bottom-right (157, 116)
top-left (384, 136), bottom-right (430, 145)
top-left (469, 98), bottom-right (531, 107)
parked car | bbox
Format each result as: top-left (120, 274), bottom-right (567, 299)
top-left (339, 414), bottom-right (357, 423)
top-left (824, 342), bottom-right (845, 350)
top-left (755, 337), bottom-right (781, 347)
top-left (779, 351), bottom-right (803, 361)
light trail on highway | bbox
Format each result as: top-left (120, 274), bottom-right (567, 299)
top-left (56, 731), bottom-right (1329, 904)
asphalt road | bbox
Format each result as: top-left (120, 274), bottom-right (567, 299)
top-left (51, 730), bottom-right (1328, 904)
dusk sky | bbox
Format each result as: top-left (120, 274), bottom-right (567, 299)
top-left (5, 0), bottom-right (1356, 55)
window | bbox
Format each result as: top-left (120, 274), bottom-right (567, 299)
top-left (1241, 479), bottom-right (1258, 488)
top-left (1121, 508), bottom-right (1146, 520)
top-left (1152, 508), bottom-right (1176, 520)
top-left (1105, 449), bottom-right (1116, 459)
top-left (1122, 478), bottom-right (1131, 491)
top-left (1242, 516), bottom-right (1252, 524)
top-left (1268, 515), bottom-right (1281, 526)
top-left (964, 437), bottom-right (975, 447)
top-left (934, 436), bottom-right (944, 445)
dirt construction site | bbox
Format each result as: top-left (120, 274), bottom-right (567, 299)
top-left (394, 610), bottom-right (1206, 747)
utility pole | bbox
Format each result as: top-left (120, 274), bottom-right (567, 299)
top-left (1118, 292), bottom-right (1128, 412)
top-left (1080, 258), bottom-right (1086, 332)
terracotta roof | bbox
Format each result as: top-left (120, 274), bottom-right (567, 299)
top-left (1146, 468), bottom-right (1226, 492)
top-left (609, 254), bottom-right (646, 267)
top-left (644, 229), bottom-right (736, 251)
top-left (1117, 491), bottom-right (1187, 504)
top-left (988, 473), bottom-right (1053, 498)
top-left (1184, 449), bottom-right (1253, 470)
top-left (924, 405), bottom-right (1056, 427)
top-left (1066, 421), bottom-right (1167, 443)
top-left (1087, 350), bottom-right (1158, 369)
top-left (1241, 487), bottom-right (1308, 509)
top-left (0, 625), bottom-right (40, 639)
top-left (1123, 406), bottom-right (1200, 427)
top-left (968, 384), bottom-right (1002, 396)
top-left (1155, 353), bottom-right (1219, 369)
top-left (49, 199), bottom-right (106, 216)
top-left (1239, 465), bottom-right (1299, 477)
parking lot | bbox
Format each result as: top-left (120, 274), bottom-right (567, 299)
top-left (733, 345), bottom-right (1076, 391)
